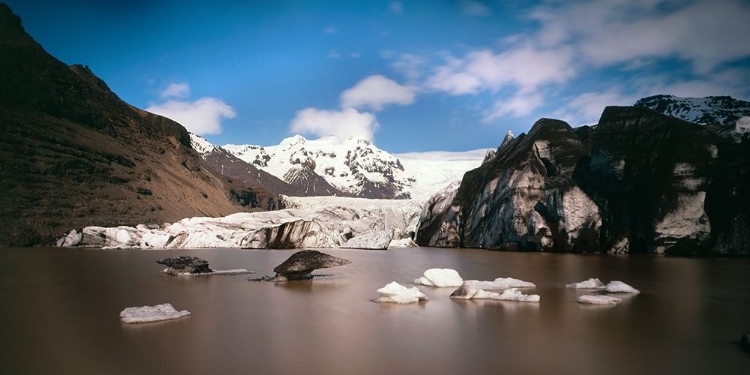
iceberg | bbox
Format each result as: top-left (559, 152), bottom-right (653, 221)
top-left (120, 303), bottom-right (191, 323)
top-left (605, 281), bottom-right (640, 294)
top-left (577, 295), bottom-right (622, 305)
top-left (450, 281), bottom-right (539, 302)
top-left (373, 281), bottom-right (429, 304)
top-left (566, 278), bottom-right (606, 289)
top-left (166, 268), bottom-right (251, 276)
top-left (413, 268), bottom-right (463, 287)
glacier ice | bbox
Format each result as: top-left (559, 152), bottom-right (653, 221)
top-left (120, 303), bottom-right (190, 323)
top-left (373, 281), bottom-right (429, 304)
top-left (413, 268), bottom-right (463, 287)
top-left (566, 278), bottom-right (606, 289)
top-left (605, 281), bottom-right (640, 294)
top-left (578, 295), bottom-right (622, 305)
top-left (450, 281), bottom-right (540, 302)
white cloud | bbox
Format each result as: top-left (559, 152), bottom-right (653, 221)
top-left (160, 82), bottom-right (190, 99)
top-left (391, 53), bottom-right (427, 82)
top-left (484, 93), bottom-right (544, 122)
top-left (461, 0), bottom-right (491, 16)
top-left (326, 50), bottom-right (341, 59)
top-left (147, 97), bottom-right (237, 135)
top-left (389, 1), bottom-right (403, 14)
top-left (349, 52), bottom-right (362, 59)
top-left (290, 107), bottom-right (380, 141)
top-left (425, 46), bottom-right (576, 95)
top-left (323, 26), bottom-right (337, 34)
top-left (340, 75), bottom-right (416, 111)
top-left (530, 0), bottom-right (750, 74)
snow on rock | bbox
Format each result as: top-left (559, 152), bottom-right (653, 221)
top-left (57, 196), bottom-right (422, 249)
top-left (566, 278), bottom-right (606, 289)
top-left (450, 281), bottom-right (540, 302)
top-left (120, 303), bottom-right (190, 323)
top-left (373, 281), bottom-right (429, 304)
top-left (577, 295), bottom-right (622, 305)
top-left (342, 230), bottom-right (393, 250)
top-left (413, 268), bottom-right (463, 287)
top-left (605, 281), bottom-right (640, 294)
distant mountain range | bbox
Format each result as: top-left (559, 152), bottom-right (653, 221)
top-left (193, 134), bottom-right (486, 202)
top-left (634, 94), bottom-right (750, 126)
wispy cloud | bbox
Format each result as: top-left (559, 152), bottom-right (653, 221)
top-left (322, 26), bottom-right (337, 34)
top-left (340, 75), bottom-right (416, 111)
top-left (460, 0), bottom-right (491, 16)
top-left (326, 50), bottom-right (341, 59)
top-left (147, 83), bottom-right (236, 135)
top-left (389, 1), bottom-right (403, 14)
top-left (160, 82), bottom-right (190, 99)
top-left (290, 107), bottom-right (380, 141)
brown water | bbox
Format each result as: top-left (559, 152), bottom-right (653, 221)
top-left (0, 247), bottom-right (748, 375)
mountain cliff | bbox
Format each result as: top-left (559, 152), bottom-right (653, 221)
top-left (417, 105), bottom-right (750, 255)
top-left (0, 4), bottom-right (269, 246)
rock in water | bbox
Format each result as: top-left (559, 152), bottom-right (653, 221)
top-left (272, 250), bottom-right (351, 281)
top-left (740, 332), bottom-right (750, 354)
top-left (157, 256), bottom-right (213, 275)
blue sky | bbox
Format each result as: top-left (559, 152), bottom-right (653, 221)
top-left (7, 0), bottom-right (750, 152)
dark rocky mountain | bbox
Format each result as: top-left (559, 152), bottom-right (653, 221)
top-left (0, 4), bottom-right (278, 246)
top-left (417, 106), bottom-right (750, 255)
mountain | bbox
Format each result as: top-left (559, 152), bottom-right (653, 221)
top-left (0, 4), bottom-right (270, 246)
top-left (417, 106), bottom-right (750, 255)
top-left (634, 94), bottom-right (750, 126)
top-left (221, 135), bottom-right (486, 201)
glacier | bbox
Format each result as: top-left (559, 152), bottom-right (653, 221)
top-left (58, 196), bottom-right (422, 249)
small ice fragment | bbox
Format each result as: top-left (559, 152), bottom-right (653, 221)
top-left (450, 282), bottom-right (539, 302)
top-left (605, 281), bottom-right (640, 294)
top-left (566, 278), bottom-right (606, 289)
top-left (373, 281), bottom-right (429, 304)
top-left (120, 303), bottom-right (190, 323)
top-left (578, 295), bottom-right (622, 305)
top-left (165, 268), bottom-right (252, 276)
top-left (413, 268), bottom-right (463, 287)
top-left (494, 288), bottom-right (540, 302)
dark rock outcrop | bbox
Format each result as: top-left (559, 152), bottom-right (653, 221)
top-left (270, 250), bottom-right (351, 281)
top-left (157, 256), bottom-right (213, 275)
top-left (417, 106), bottom-right (750, 255)
top-left (740, 332), bottom-right (750, 354)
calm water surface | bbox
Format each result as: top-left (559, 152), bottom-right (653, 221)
top-left (0, 247), bottom-right (748, 375)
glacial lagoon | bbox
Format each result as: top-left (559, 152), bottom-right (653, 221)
top-left (0, 247), bottom-right (748, 375)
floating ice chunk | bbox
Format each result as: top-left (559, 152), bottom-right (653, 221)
top-left (566, 278), bottom-right (606, 289)
top-left (477, 277), bottom-right (536, 289)
top-left (605, 281), bottom-right (640, 294)
top-left (164, 268), bottom-right (252, 276)
top-left (120, 303), bottom-right (190, 323)
top-left (450, 281), bottom-right (539, 301)
top-left (494, 288), bottom-right (540, 302)
top-left (373, 281), bottom-right (429, 304)
top-left (413, 268), bottom-right (463, 287)
top-left (578, 295), bottom-right (622, 305)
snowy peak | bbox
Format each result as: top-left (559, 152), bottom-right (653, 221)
top-left (224, 135), bottom-right (412, 199)
top-left (189, 133), bottom-right (216, 154)
top-left (634, 94), bottom-right (750, 126)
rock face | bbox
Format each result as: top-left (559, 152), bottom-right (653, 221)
top-left (0, 4), bottom-right (272, 246)
top-left (417, 106), bottom-right (750, 255)
top-left (156, 256), bottom-right (212, 275)
top-left (271, 250), bottom-right (351, 281)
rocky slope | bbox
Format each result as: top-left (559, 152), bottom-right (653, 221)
top-left (0, 4), bottom-right (269, 246)
top-left (417, 106), bottom-right (750, 255)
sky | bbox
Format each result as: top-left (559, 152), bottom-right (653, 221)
top-left (6, 0), bottom-right (750, 152)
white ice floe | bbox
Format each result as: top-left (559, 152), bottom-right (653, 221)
top-left (373, 281), bottom-right (429, 304)
top-left (450, 280), bottom-right (540, 301)
top-left (470, 277), bottom-right (536, 290)
top-left (566, 278), bottom-right (606, 289)
top-left (578, 295), bottom-right (622, 305)
top-left (120, 303), bottom-right (191, 323)
top-left (605, 281), bottom-right (640, 294)
top-left (413, 268), bottom-right (463, 287)
top-left (163, 268), bottom-right (252, 276)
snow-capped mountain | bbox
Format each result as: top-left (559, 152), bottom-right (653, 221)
top-left (219, 135), bottom-right (487, 201)
top-left (634, 94), bottom-right (750, 126)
